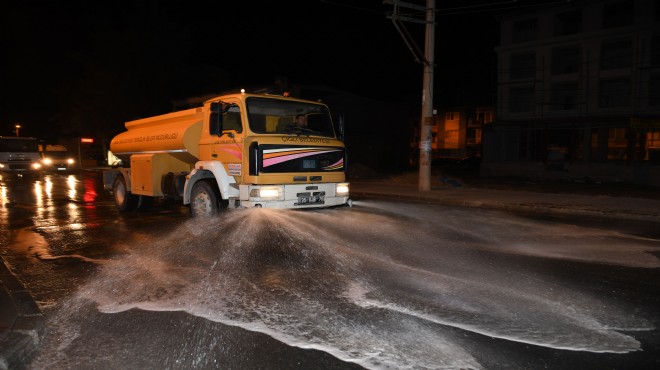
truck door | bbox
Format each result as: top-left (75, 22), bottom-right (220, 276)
top-left (202, 102), bottom-right (244, 177)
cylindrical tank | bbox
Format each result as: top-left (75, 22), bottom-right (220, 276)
top-left (110, 108), bottom-right (204, 164)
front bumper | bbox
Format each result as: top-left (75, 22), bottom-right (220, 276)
top-left (236, 182), bottom-right (350, 209)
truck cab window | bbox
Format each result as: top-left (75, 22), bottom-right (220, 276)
top-left (222, 106), bottom-right (243, 133)
top-left (210, 104), bottom-right (242, 135)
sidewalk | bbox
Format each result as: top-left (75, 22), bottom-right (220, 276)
top-left (0, 257), bottom-right (43, 370)
top-left (349, 180), bottom-right (660, 222)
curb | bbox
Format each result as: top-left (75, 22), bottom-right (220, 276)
top-left (0, 257), bottom-right (43, 370)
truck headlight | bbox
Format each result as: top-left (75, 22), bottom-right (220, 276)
top-left (249, 187), bottom-right (283, 199)
top-left (336, 183), bottom-right (349, 196)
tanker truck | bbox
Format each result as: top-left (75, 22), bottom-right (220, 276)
top-left (102, 90), bottom-right (350, 216)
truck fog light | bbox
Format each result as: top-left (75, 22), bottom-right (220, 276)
top-left (336, 183), bottom-right (349, 195)
top-left (249, 187), bottom-right (281, 199)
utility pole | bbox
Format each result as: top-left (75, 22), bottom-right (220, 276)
top-left (419, 0), bottom-right (435, 191)
top-left (387, 0), bottom-right (435, 191)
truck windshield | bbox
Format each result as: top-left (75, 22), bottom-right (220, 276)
top-left (246, 97), bottom-right (336, 137)
top-left (43, 151), bottom-right (70, 159)
top-left (0, 138), bottom-right (39, 152)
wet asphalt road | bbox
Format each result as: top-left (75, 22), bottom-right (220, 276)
top-left (1, 170), bottom-right (660, 369)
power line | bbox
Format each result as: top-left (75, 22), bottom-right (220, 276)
top-left (437, 0), bottom-right (570, 16)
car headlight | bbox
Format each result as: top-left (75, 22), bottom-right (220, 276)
top-left (67, 158), bottom-right (75, 164)
top-left (43, 158), bottom-right (52, 165)
top-left (336, 183), bottom-right (349, 196)
top-left (32, 163), bottom-right (42, 170)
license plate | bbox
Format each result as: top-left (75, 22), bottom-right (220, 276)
top-left (296, 196), bottom-right (324, 205)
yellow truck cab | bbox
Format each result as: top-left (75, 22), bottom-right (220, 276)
top-left (103, 90), bottom-right (350, 216)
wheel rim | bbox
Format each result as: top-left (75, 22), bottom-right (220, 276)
top-left (192, 190), bottom-right (213, 215)
top-left (115, 179), bottom-right (126, 205)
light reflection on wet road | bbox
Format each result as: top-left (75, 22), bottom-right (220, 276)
top-left (1, 170), bottom-right (660, 369)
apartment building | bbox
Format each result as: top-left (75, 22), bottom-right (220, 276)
top-left (482, 0), bottom-right (660, 184)
top-left (430, 107), bottom-right (493, 158)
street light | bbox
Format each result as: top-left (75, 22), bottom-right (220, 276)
top-left (14, 124), bottom-right (21, 136)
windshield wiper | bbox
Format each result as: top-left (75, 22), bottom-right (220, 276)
top-left (282, 125), bottom-right (322, 136)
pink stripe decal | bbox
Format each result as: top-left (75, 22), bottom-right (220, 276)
top-left (220, 148), bottom-right (243, 159)
top-left (323, 158), bottom-right (344, 170)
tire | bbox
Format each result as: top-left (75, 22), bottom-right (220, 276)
top-left (113, 175), bottom-right (139, 212)
top-left (190, 180), bottom-right (225, 217)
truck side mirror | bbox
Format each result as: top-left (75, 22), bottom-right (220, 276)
top-left (210, 102), bottom-right (223, 136)
top-left (337, 114), bottom-right (345, 140)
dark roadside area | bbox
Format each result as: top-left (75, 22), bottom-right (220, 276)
top-left (349, 161), bottom-right (660, 199)
top-left (347, 162), bottom-right (660, 223)
top-left (2, 165), bottom-right (659, 369)
top-left (0, 257), bottom-right (43, 370)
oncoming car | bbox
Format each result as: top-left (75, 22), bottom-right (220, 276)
top-left (40, 144), bottom-right (75, 171)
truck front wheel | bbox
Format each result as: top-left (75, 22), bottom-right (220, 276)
top-left (190, 180), bottom-right (225, 217)
top-left (113, 175), bottom-right (139, 212)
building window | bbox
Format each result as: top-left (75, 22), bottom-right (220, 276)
top-left (603, 0), bottom-right (634, 29)
top-left (650, 75), bottom-right (660, 105)
top-left (599, 78), bottom-right (630, 108)
top-left (550, 82), bottom-right (579, 110)
top-left (600, 39), bottom-right (632, 70)
top-left (510, 52), bottom-right (536, 79)
top-left (476, 110), bottom-right (493, 124)
top-left (467, 128), bottom-right (482, 145)
top-left (552, 46), bottom-right (581, 75)
top-left (555, 10), bottom-right (581, 36)
top-left (512, 18), bottom-right (537, 43)
top-left (607, 127), bottom-right (629, 160)
top-left (510, 86), bottom-right (535, 113)
top-left (445, 112), bottom-right (458, 120)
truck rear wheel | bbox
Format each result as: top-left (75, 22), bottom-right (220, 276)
top-left (190, 180), bottom-right (225, 217)
top-left (113, 175), bottom-right (139, 212)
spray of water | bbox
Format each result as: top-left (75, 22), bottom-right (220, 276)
top-left (47, 200), bottom-right (660, 369)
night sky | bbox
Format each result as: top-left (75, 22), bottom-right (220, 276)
top-left (1, 0), bottom-right (502, 142)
